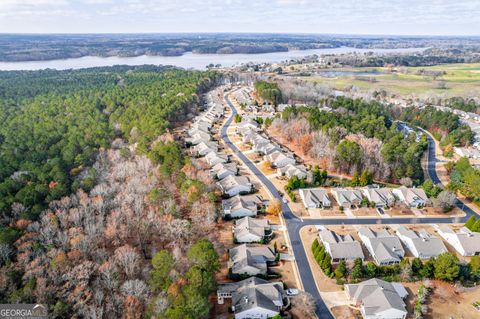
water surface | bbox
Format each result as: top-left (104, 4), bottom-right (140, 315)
top-left (0, 47), bottom-right (425, 71)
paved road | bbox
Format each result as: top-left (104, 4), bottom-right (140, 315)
top-left (221, 93), bottom-right (479, 319)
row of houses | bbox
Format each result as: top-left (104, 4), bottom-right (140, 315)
top-left (236, 118), bottom-right (310, 181)
top-left (205, 90), bottom-right (289, 319)
top-left (319, 224), bottom-right (480, 266)
top-left (299, 186), bottom-right (429, 209)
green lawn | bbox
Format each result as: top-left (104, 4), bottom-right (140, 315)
top-left (303, 63), bottom-right (480, 97)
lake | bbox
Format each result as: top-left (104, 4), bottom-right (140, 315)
top-left (0, 47), bottom-right (425, 71)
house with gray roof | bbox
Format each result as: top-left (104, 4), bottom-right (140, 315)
top-left (236, 119), bottom-right (260, 134)
top-left (211, 162), bottom-right (238, 180)
top-left (186, 130), bottom-right (211, 145)
top-left (362, 187), bottom-right (396, 208)
top-left (278, 164), bottom-right (308, 180)
top-left (234, 217), bottom-right (271, 243)
top-left (264, 151), bottom-right (296, 169)
top-left (222, 195), bottom-right (264, 219)
top-left (318, 226), bottom-right (364, 263)
top-left (436, 226), bottom-right (480, 256)
top-left (258, 142), bottom-right (281, 156)
top-left (205, 151), bottom-right (229, 167)
top-left (299, 188), bottom-right (331, 209)
top-left (392, 187), bottom-right (429, 208)
top-left (217, 277), bottom-right (288, 319)
top-left (228, 244), bottom-right (277, 276)
top-left (345, 278), bottom-right (408, 319)
top-left (358, 227), bottom-right (405, 265)
top-left (193, 141), bottom-right (218, 157)
top-left (217, 175), bottom-right (253, 197)
top-left (395, 227), bottom-right (447, 259)
top-left (332, 188), bottom-right (363, 208)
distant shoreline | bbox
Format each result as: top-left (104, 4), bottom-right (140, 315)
top-left (0, 47), bottom-right (426, 71)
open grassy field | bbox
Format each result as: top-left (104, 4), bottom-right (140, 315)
top-left (301, 63), bottom-right (480, 98)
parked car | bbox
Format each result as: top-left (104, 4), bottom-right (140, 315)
top-left (286, 288), bottom-right (299, 296)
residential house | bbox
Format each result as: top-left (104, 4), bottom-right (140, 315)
top-left (436, 226), bottom-right (480, 256)
top-left (362, 187), bottom-right (396, 208)
top-left (186, 130), bottom-right (211, 145)
top-left (234, 217), bottom-right (271, 243)
top-left (217, 175), bottom-right (253, 197)
top-left (264, 151), bottom-right (296, 169)
top-left (242, 131), bottom-right (258, 144)
top-left (251, 135), bottom-right (270, 152)
top-left (258, 142), bottom-right (280, 156)
top-left (217, 277), bottom-right (288, 319)
top-left (211, 162), bottom-right (238, 180)
top-left (299, 188), bottom-right (331, 209)
top-left (395, 227), bottom-right (447, 259)
top-left (193, 141), bottom-right (218, 157)
top-left (332, 188), bottom-right (363, 208)
top-left (358, 227), bottom-right (405, 265)
top-left (392, 187), bottom-right (429, 208)
top-left (345, 278), bottom-right (408, 319)
top-left (222, 195), bottom-right (263, 218)
top-left (318, 226), bottom-right (365, 263)
top-left (205, 151), bottom-right (229, 167)
top-left (236, 119), bottom-right (260, 134)
top-left (228, 244), bottom-right (276, 276)
top-left (277, 164), bottom-right (308, 180)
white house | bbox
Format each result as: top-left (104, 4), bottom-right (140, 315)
top-left (299, 188), bottom-right (331, 209)
top-left (217, 277), bottom-right (288, 319)
top-left (395, 227), bottom-right (447, 259)
top-left (217, 175), bottom-right (253, 197)
top-left (345, 278), bottom-right (408, 319)
top-left (392, 187), bottom-right (429, 208)
top-left (358, 227), bottom-right (405, 265)
top-left (264, 151), bottom-right (296, 168)
top-left (222, 195), bottom-right (263, 218)
top-left (234, 217), bottom-right (271, 243)
top-left (436, 226), bottom-right (480, 256)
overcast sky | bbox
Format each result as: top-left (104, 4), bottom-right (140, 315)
top-left (1, 0), bottom-right (479, 35)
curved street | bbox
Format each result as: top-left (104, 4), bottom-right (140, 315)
top-left (221, 92), bottom-right (479, 318)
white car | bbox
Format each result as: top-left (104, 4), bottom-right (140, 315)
top-left (286, 288), bottom-right (299, 296)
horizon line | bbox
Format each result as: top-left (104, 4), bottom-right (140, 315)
top-left (0, 31), bottom-right (479, 38)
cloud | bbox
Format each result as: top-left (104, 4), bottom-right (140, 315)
top-left (0, 0), bottom-right (479, 34)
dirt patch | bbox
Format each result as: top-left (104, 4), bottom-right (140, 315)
top-left (389, 206), bottom-right (415, 216)
top-left (352, 207), bottom-right (378, 217)
top-left (425, 280), bottom-right (480, 319)
top-left (423, 206), bottom-right (464, 217)
top-left (330, 305), bottom-right (360, 319)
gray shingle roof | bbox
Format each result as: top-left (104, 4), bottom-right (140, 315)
top-left (346, 278), bottom-right (408, 317)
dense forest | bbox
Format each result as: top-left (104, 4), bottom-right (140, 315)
top-left (0, 66), bottom-right (223, 318)
top-left (393, 106), bottom-right (474, 156)
top-left (0, 66), bottom-right (217, 220)
top-left (274, 97), bottom-right (428, 183)
top-left (254, 80), bottom-right (282, 105)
